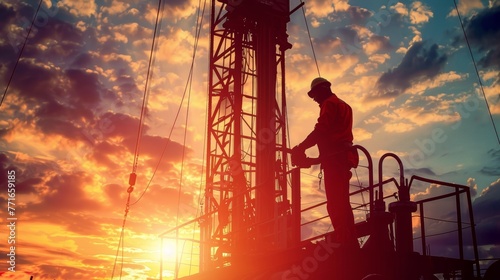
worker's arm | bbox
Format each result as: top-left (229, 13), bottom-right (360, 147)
top-left (297, 101), bottom-right (334, 150)
top-left (297, 128), bottom-right (319, 150)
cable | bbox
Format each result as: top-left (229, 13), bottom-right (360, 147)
top-left (453, 0), bottom-right (500, 145)
top-left (131, 0), bottom-right (165, 174)
top-left (189, 0), bottom-right (208, 274)
top-left (300, 0), bottom-right (321, 77)
top-left (111, 188), bottom-right (134, 279)
top-left (130, 0), bottom-right (206, 207)
top-left (175, 36), bottom-right (194, 280)
top-left (413, 226), bottom-right (472, 240)
top-left (111, 0), bottom-right (164, 278)
top-left (133, 0), bottom-right (207, 273)
top-left (412, 214), bottom-right (471, 225)
top-left (1, 0), bottom-right (43, 107)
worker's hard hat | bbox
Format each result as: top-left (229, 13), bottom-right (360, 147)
top-left (308, 77), bottom-right (331, 97)
top-left (310, 77), bottom-right (331, 90)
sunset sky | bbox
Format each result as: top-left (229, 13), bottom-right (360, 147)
top-left (1, 0), bottom-right (499, 279)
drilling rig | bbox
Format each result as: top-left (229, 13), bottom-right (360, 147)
top-left (159, 0), bottom-right (488, 279)
top-left (200, 0), bottom-right (296, 272)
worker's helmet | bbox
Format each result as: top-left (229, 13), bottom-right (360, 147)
top-left (308, 77), bottom-right (331, 98)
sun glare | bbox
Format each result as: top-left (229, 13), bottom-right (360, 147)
top-left (161, 239), bottom-right (178, 263)
top-left (159, 237), bottom-right (201, 278)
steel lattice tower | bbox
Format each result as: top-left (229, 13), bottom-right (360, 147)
top-left (201, 0), bottom-right (294, 271)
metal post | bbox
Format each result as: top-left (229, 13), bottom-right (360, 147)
top-left (389, 179), bottom-right (417, 254)
top-left (420, 203), bottom-right (426, 256)
top-left (232, 29), bottom-right (244, 257)
top-left (466, 188), bottom-right (481, 278)
top-left (291, 168), bottom-right (301, 245)
top-left (200, 1), bottom-right (216, 271)
top-left (255, 16), bottom-right (277, 246)
top-left (455, 187), bottom-right (464, 260)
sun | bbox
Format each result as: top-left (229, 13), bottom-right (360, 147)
top-left (161, 239), bottom-right (179, 263)
top-left (159, 237), bottom-right (202, 278)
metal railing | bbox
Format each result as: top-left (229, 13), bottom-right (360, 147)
top-left (410, 175), bottom-right (480, 278)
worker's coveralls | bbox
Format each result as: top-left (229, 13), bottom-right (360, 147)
top-left (300, 94), bottom-right (358, 248)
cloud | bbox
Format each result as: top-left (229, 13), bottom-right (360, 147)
top-left (306, 0), bottom-right (346, 18)
top-left (101, 0), bottom-right (130, 16)
top-left (480, 149), bottom-right (500, 176)
top-left (369, 88), bottom-right (463, 134)
top-left (368, 53), bottom-right (390, 64)
top-left (390, 2), bottom-right (408, 17)
top-left (0, 152), bottom-right (110, 236)
top-left (353, 127), bottom-right (372, 142)
top-left (462, 5), bottom-right (500, 70)
top-left (7, 59), bottom-right (63, 103)
top-left (26, 172), bottom-right (103, 212)
top-left (409, 1), bottom-right (433, 24)
top-left (404, 167), bottom-right (437, 177)
top-left (375, 41), bottom-right (447, 98)
top-left (70, 52), bottom-right (95, 68)
top-left (89, 141), bottom-right (126, 169)
top-left (346, 6), bottom-right (372, 25)
top-left (33, 264), bottom-right (107, 280)
top-left (132, 184), bottom-right (198, 221)
top-left (363, 35), bottom-right (392, 55)
top-left (59, 0), bottom-right (97, 18)
top-left (473, 179), bottom-right (500, 246)
top-left (155, 29), bottom-right (198, 64)
top-left (448, 0), bottom-right (484, 17)
top-left (0, 152), bottom-right (57, 194)
top-left (7, 65), bottom-right (105, 141)
top-left (466, 177), bottom-right (479, 198)
top-left (322, 26), bottom-right (357, 54)
top-left (141, 0), bottom-right (197, 25)
top-left (111, 22), bottom-right (152, 45)
top-left (66, 69), bottom-right (102, 105)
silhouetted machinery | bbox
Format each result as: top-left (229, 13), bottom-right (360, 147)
top-left (159, 0), bottom-right (498, 279)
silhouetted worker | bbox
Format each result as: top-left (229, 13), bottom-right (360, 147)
top-left (292, 77), bottom-right (359, 249)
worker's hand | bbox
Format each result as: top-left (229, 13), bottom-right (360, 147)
top-left (291, 145), bottom-right (304, 154)
top-left (291, 145), bottom-right (310, 168)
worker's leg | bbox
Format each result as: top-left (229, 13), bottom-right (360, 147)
top-left (323, 154), bottom-right (359, 280)
top-left (323, 153), bottom-right (358, 249)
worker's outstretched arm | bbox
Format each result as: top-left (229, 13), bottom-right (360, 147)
top-left (297, 128), bottom-right (319, 150)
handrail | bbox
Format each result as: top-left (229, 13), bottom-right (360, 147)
top-left (409, 175), bottom-right (470, 191)
top-left (300, 178), bottom-right (398, 216)
top-left (298, 145), bottom-right (377, 243)
top-left (296, 152), bottom-right (481, 278)
top-left (353, 145), bottom-right (374, 212)
top-left (159, 208), bottom-right (218, 238)
top-left (409, 175), bottom-right (480, 278)
top-left (378, 152), bottom-right (404, 202)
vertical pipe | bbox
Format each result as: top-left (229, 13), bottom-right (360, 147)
top-left (466, 188), bottom-right (481, 278)
top-left (232, 29), bottom-right (244, 256)
top-left (455, 187), bottom-right (464, 260)
top-left (291, 168), bottom-right (301, 245)
top-left (255, 18), bottom-right (277, 245)
top-left (201, 0), bottom-right (216, 271)
top-left (420, 203), bottom-right (426, 256)
top-left (389, 200), bottom-right (416, 254)
top-left (280, 49), bottom-right (287, 202)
